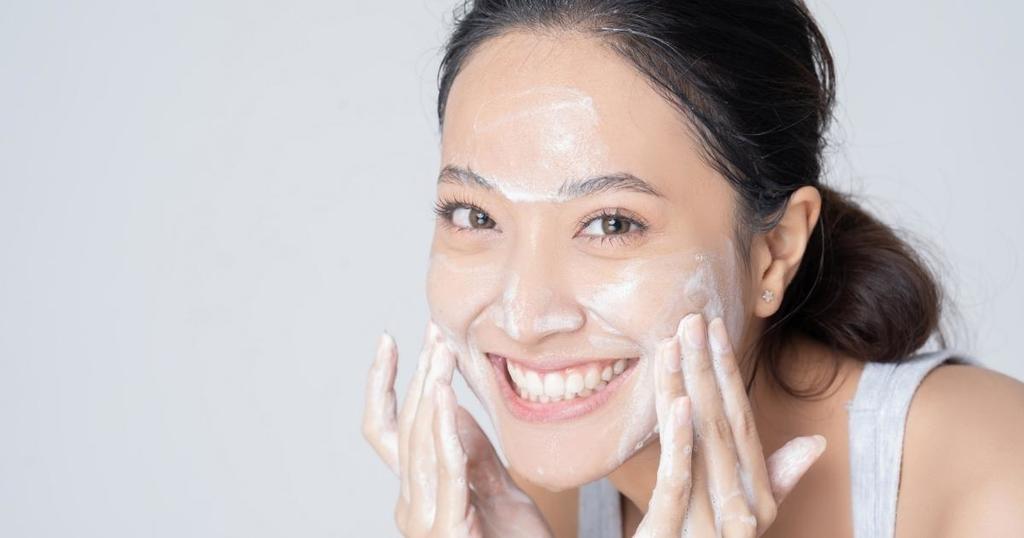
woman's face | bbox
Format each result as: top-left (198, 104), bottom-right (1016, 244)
top-left (427, 31), bottom-right (756, 491)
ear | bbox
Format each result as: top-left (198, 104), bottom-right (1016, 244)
top-left (752, 185), bottom-right (822, 319)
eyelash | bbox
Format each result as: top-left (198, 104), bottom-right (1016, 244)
top-left (431, 195), bottom-right (649, 247)
top-left (575, 208), bottom-right (649, 246)
top-left (432, 194), bottom-right (492, 235)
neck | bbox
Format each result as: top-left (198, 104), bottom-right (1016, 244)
top-left (605, 433), bottom-right (662, 516)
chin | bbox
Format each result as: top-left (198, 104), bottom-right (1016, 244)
top-left (481, 350), bottom-right (660, 491)
top-left (512, 469), bottom-right (595, 493)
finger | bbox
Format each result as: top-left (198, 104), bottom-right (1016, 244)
top-left (399, 320), bottom-right (442, 501)
top-left (642, 396), bottom-right (693, 537)
top-left (683, 436), bottom-right (715, 534)
top-left (708, 316), bottom-right (777, 531)
top-left (433, 382), bottom-right (470, 531)
top-left (362, 331), bottom-right (400, 474)
top-left (767, 435), bottom-right (827, 505)
top-left (678, 313), bottom-right (755, 535)
top-left (653, 334), bottom-right (684, 435)
top-left (455, 406), bottom-right (510, 496)
top-left (407, 342), bottom-right (455, 524)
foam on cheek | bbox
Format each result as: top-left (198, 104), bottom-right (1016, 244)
top-left (427, 253), bottom-right (502, 422)
top-left (491, 273), bottom-right (524, 340)
top-left (574, 244), bottom-right (747, 468)
top-left (612, 345), bottom-right (660, 465)
top-left (698, 239), bottom-right (746, 347)
top-left (428, 238), bottom-right (749, 483)
top-left (685, 247), bottom-right (745, 342)
top-left (680, 242), bottom-right (757, 504)
top-left (444, 323), bottom-right (500, 423)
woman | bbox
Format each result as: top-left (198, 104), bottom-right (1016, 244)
top-left (363, 1), bottom-right (1024, 536)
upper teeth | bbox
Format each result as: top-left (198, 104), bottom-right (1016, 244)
top-left (507, 359), bottom-right (630, 403)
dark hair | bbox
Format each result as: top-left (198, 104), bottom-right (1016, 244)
top-left (435, 0), bottom-right (957, 398)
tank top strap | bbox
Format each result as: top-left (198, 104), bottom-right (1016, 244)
top-left (578, 477), bottom-right (623, 538)
top-left (578, 348), bottom-right (984, 538)
top-left (846, 348), bottom-right (982, 538)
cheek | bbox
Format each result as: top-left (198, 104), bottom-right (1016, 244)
top-left (576, 244), bottom-right (747, 349)
top-left (583, 247), bottom-right (748, 455)
top-left (426, 252), bottom-right (507, 420)
top-left (576, 254), bottom-right (709, 348)
top-left (425, 252), bottom-right (502, 337)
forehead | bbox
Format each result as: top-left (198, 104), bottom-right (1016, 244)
top-left (441, 31), bottom-right (709, 196)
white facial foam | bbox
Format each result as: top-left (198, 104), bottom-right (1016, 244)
top-left (460, 86), bottom-right (610, 203)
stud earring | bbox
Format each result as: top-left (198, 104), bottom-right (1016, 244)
top-left (761, 289), bottom-right (775, 303)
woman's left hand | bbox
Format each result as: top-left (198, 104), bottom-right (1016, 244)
top-left (636, 313), bottom-right (827, 537)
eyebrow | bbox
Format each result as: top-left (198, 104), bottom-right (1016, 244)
top-left (437, 164), bottom-right (665, 200)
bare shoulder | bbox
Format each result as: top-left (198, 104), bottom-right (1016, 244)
top-left (908, 363), bottom-right (1024, 462)
top-left (902, 362), bottom-right (1024, 535)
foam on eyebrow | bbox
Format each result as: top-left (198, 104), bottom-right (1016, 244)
top-left (463, 85), bottom-right (610, 203)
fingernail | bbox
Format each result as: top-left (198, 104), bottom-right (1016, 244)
top-left (421, 321), bottom-right (433, 347)
top-left (426, 343), bottom-right (446, 379)
top-left (811, 434), bottom-right (827, 455)
top-left (794, 435), bottom-right (825, 461)
top-left (440, 345), bottom-right (457, 381)
top-left (373, 332), bottom-right (392, 367)
top-left (379, 330), bottom-right (394, 351)
top-left (683, 313), bottom-right (706, 349)
top-left (418, 335), bottom-right (439, 375)
top-left (708, 317), bottom-right (729, 353)
top-left (675, 313), bottom-right (694, 338)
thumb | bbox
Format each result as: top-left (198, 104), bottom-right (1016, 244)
top-left (766, 434), bottom-right (827, 505)
top-left (455, 406), bottom-right (512, 495)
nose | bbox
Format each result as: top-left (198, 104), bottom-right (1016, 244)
top-left (493, 237), bottom-right (585, 344)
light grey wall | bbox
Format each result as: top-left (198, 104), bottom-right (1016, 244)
top-left (0, 1), bottom-right (1019, 536)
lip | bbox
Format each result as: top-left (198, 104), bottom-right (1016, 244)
top-left (486, 353), bottom-right (639, 423)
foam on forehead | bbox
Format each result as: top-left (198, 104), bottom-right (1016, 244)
top-left (455, 85), bottom-right (611, 203)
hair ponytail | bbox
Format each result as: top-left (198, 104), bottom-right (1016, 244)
top-left (751, 185), bottom-right (951, 397)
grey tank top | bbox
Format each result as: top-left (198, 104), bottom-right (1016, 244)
top-left (577, 348), bottom-right (982, 538)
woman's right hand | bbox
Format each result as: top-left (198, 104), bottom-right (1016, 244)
top-left (362, 321), bottom-right (554, 538)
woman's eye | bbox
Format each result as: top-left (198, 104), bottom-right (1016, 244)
top-left (451, 206), bottom-right (496, 229)
top-left (581, 215), bottom-right (634, 236)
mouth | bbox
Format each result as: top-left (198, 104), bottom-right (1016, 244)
top-left (486, 353), bottom-right (639, 423)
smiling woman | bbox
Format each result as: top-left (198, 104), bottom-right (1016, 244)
top-left (361, 1), bottom-right (1024, 537)
top-left (428, 39), bottom-right (751, 491)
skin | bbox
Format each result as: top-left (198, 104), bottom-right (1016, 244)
top-left (426, 30), bottom-right (769, 493)
top-left (364, 29), bottom-right (1024, 536)
top-left (364, 315), bottom-right (822, 536)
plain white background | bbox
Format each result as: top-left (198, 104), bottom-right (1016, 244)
top-left (0, 1), bottom-right (1021, 536)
